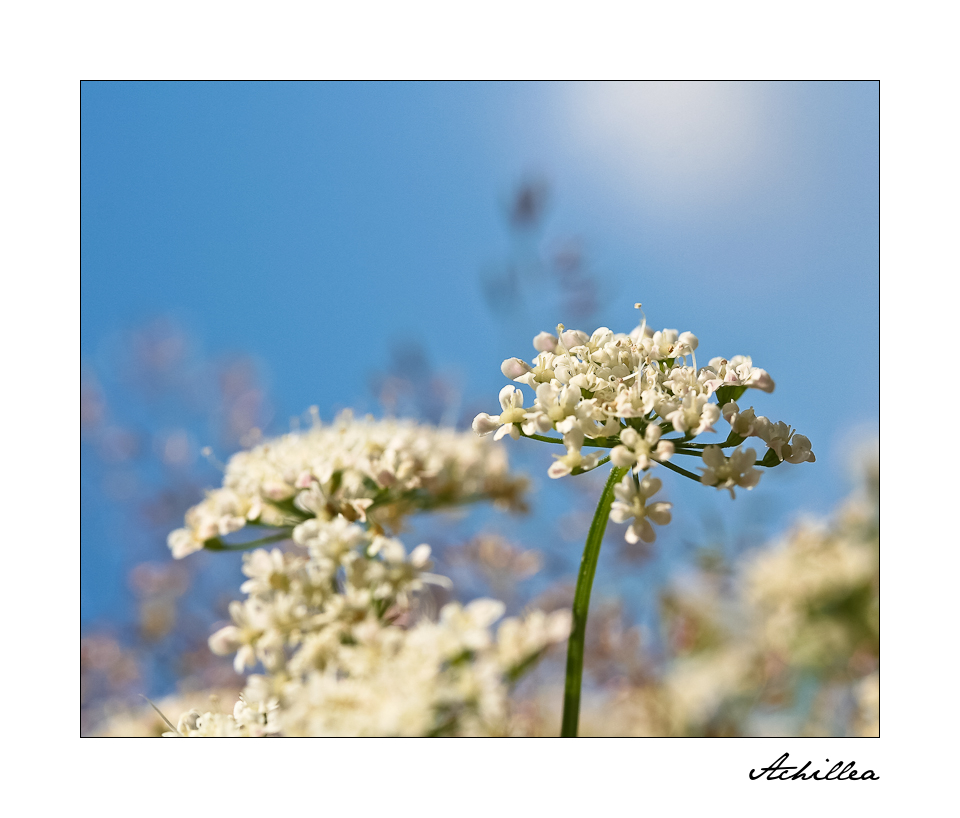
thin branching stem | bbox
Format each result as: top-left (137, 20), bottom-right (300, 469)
top-left (651, 457), bottom-right (703, 483)
top-left (664, 440), bottom-right (740, 449)
top-left (519, 430), bottom-right (618, 448)
top-left (203, 530), bottom-right (293, 552)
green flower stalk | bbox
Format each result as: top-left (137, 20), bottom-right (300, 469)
top-left (472, 304), bottom-right (815, 736)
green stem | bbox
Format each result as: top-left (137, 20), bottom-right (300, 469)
top-left (671, 448), bottom-right (770, 467)
top-left (519, 430), bottom-right (617, 448)
top-left (652, 457), bottom-right (703, 483)
top-left (203, 529), bottom-right (293, 552)
top-left (560, 464), bottom-right (628, 737)
top-left (665, 440), bottom-right (738, 449)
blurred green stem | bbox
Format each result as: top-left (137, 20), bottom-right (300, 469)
top-left (203, 529), bottom-right (293, 552)
top-left (560, 464), bottom-right (627, 737)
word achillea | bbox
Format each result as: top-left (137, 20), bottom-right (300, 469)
top-left (165, 411), bottom-right (570, 736)
top-left (472, 305), bottom-right (815, 736)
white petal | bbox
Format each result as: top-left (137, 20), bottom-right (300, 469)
top-left (498, 384), bottom-right (522, 410)
top-left (609, 504), bottom-right (631, 524)
top-left (646, 503), bottom-right (672, 526)
top-left (472, 413), bottom-right (501, 436)
top-left (410, 543), bottom-right (432, 567)
top-left (639, 475), bottom-right (662, 498)
top-left (701, 445), bottom-right (725, 468)
top-left (610, 446), bottom-right (636, 468)
top-left (655, 441), bottom-right (674, 461)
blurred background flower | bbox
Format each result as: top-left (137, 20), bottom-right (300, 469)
top-left (81, 81), bottom-right (878, 735)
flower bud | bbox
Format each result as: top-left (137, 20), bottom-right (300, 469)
top-left (533, 332), bottom-right (557, 352)
top-left (501, 357), bottom-right (533, 379)
top-left (747, 368), bottom-right (775, 393)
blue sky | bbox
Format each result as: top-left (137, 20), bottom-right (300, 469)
top-left (82, 81), bottom-right (878, 625)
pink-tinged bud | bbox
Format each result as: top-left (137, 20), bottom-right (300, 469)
top-left (533, 332), bottom-right (558, 352)
top-left (295, 471), bottom-right (315, 489)
top-left (560, 329), bottom-right (588, 349)
top-left (748, 369), bottom-right (775, 393)
top-left (501, 357), bottom-right (533, 379)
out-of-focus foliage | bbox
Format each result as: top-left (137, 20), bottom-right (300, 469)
top-left (82, 181), bottom-right (877, 737)
top-left (508, 458), bottom-right (879, 737)
top-left (481, 178), bottom-right (606, 324)
top-left (81, 319), bottom-right (275, 734)
top-left (153, 412), bottom-right (568, 737)
top-left (88, 447), bottom-right (878, 737)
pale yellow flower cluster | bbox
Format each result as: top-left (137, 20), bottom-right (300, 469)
top-left (271, 600), bottom-right (570, 737)
top-left (744, 502), bottom-right (878, 672)
top-left (665, 476), bottom-right (878, 735)
top-left (168, 409), bottom-right (527, 559)
top-left (165, 413), bottom-right (569, 736)
top-left (168, 591), bottom-right (569, 737)
top-left (474, 322), bottom-right (776, 473)
top-left (473, 310), bottom-right (814, 543)
top-left (506, 460), bottom-right (879, 737)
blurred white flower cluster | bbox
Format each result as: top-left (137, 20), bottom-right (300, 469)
top-left (473, 310), bottom-right (815, 542)
top-left (165, 411), bottom-right (569, 736)
top-left (744, 497), bottom-right (879, 673)
top-left (660, 473), bottom-right (879, 736)
top-left (508, 457), bottom-right (879, 737)
top-left (632, 468), bottom-right (880, 736)
top-left (168, 409), bottom-right (527, 559)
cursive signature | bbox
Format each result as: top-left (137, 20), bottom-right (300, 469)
top-left (749, 753), bottom-right (878, 781)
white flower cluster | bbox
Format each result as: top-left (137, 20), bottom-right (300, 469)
top-left (661, 480), bottom-right (879, 734)
top-left (721, 401), bottom-right (816, 465)
top-left (744, 511), bottom-right (878, 670)
top-left (167, 543), bottom-right (570, 736)
top-left (473, 310), bottom-right (815, 541)
top-left (609, 474), bottom-right (673, 545)
top-left (167, 694), bottom-right (280, 737)
top-left (271, 600), bottom-right (570, 737)
top-left (168, 409), bottom-right (526, 559)
top-left (165, 412), bottom-right (569, 736)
